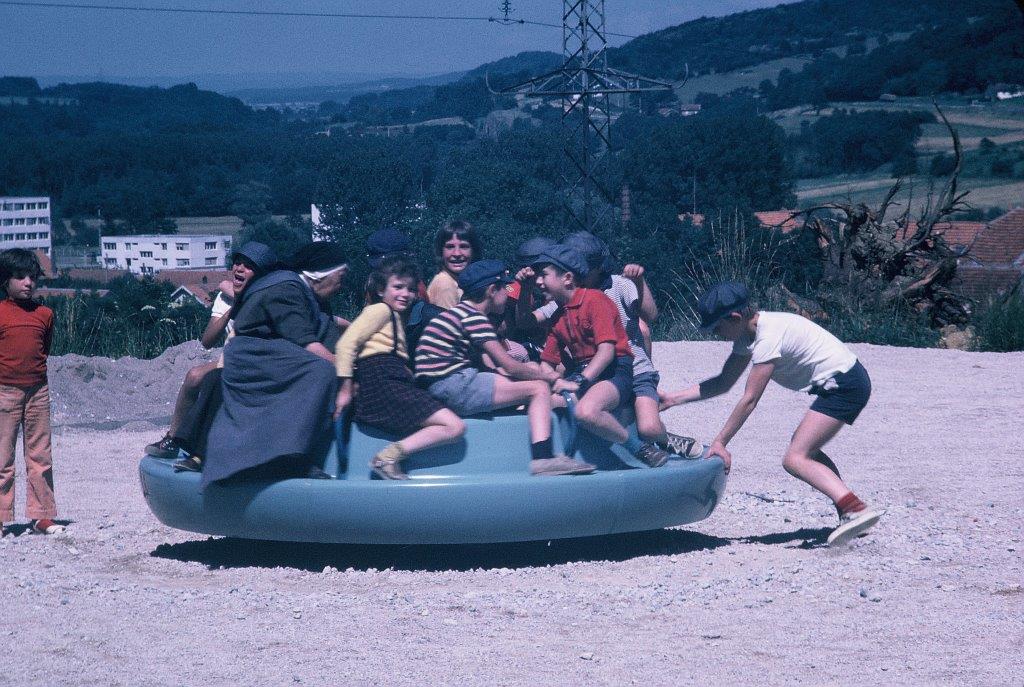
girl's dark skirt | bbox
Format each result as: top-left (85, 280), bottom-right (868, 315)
top-left (354, 353), bottom-right (444, 435)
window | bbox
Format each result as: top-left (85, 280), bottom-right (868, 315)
top-left (26, 203), bottom-right (36, 210)
top-left (1, 219), bottom-right (11, 226)
top-left (26, 218), bottom-right (37, 225)
top-left (14, 218), bottom-right (25, 226)
top-left (104, 258), bottom-right (117, 266)
top-left (26, 233), bottom-right (37, 240)
top-left (176, 259), bottom-right (190, 266)
top-left (140, 251), bottom-right (153, 258)
top-left (204, 257), bottom-right (217, 265)
top-left (141, 265), bottom-right (153, 275)
top-left (0, 234), bottom-right (8, 242)
top-left (204, 241), bottom-right (216, 250)
top-left (1, 203), bottom-right (10, 211)
top-left (13, 203), bottom-right (24, 211)
top-left (159, 242), bottom-right (167, 250)
top-left (39, 202), bottom-right (48, 210)
top-left (176, 243), bottom-right (188, 251)
top-left (38, 217), bottom-right (49, 225)
top-left (103, 242), bottom-right (116, 250)
top-left (223, 240), bottom-right (231, 249)
top-left (160, 258), bottom-right (168, 266)
top-left (15, 233), bottom-right (26, 240)
top-left (39, 232), bottom-right (48, 240)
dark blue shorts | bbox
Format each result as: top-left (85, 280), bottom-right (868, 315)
top-left (577, 356), bottom-right (634, 407)
top-left (809, 361), bottom-right (871, 425)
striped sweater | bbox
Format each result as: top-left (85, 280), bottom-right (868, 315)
top-left (414, 302), bottom-right (497, 381)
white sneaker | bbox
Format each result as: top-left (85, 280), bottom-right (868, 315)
top-left (827, 508), bottom-right (883, 547)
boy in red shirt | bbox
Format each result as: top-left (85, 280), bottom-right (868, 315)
top-left (0, 249), bottom-right (63, 535)
top-left (533, 245), bottom-right (657, 460)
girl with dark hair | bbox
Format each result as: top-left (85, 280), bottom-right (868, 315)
top-left (335, 256), bottom-right (464, 480)
top-left (426, 220), bottom-right (481, 309)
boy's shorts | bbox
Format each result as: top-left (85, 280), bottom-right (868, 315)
top-left (579, 356), bottom-right (634, 407)
top-left (809, 361), bottom-right (871, 425)
top-left (632, 371), bottom-right (660, 402)
top-left (426, 368), bottom-right (498, 417)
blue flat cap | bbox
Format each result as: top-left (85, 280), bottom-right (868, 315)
top-left (458, 259), bottom-right (514, 293)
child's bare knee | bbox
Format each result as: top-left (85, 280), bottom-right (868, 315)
top-left (184, 364), bottom-right (209, 387)
top-left (636, 414), bottom-right (664, 440)
top-left (447, 417), bottom-right (466, 439)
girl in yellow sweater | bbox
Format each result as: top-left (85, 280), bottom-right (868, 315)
top-left (334, 256), bottom-right (465, 479)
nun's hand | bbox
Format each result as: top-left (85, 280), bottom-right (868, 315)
top-left (334, 381), bottom-right (354, 420)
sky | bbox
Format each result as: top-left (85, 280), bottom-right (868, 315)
top-left (0, 0), bottom-right (799, 88)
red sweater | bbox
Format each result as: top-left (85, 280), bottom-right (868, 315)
top-left (0, 298), bottom-right (53, 386)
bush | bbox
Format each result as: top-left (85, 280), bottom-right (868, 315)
top-left (975, 292), bottom-right (1024, 352)
top-left (44, 276), bottom-right (210, 359)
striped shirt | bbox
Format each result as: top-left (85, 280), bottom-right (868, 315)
top-left (415, 302), bottom-right (498, 381)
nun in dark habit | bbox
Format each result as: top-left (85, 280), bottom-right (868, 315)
top-left (200, 241), bottom-right (349, 487)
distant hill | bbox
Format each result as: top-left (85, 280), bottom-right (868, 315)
top-left (228, 72), bottom-right (465, 106)
top-left (607, 0), bottom-right (1013, 82)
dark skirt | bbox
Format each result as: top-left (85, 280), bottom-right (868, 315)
top-left (201, 335), bottom-right (337, 487)
top-left (354, 353), bottom-right (444, 435)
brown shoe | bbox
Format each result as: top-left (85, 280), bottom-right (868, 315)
top-left (370, 442), bottom-right (409, 480)
top-left (530, 455), bottom-right (596, 476)
top-left (635, 442), bottom-right (670, 468)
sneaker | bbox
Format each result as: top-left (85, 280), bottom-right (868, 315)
top-left (662, 433), bottom-right (703, 459)
top-left (146, 434), bottom-right (182, 460)
top-left (172, 455), bottom-right (203, 473)
top-left (30, 519), bottom-right (66, 535)
top-left (306, 466), bottom-right (333, 480)
top-left (635, 442), bottom-right (670, 468)
top-left (530, 455), bottom-right (596, 476)
top-left (827, 508), bottom-right (883, 547)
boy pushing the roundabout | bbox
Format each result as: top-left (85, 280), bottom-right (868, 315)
top-left (661, 282), bottom-right (883, 546)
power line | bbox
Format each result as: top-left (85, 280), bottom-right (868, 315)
top-left (0, 1), bottom-right (638, 38)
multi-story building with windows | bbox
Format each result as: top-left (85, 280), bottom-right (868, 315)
top-left (0, 196), bottom-right (52, 255)
top-left (99, 234), bottom-right (232, 275)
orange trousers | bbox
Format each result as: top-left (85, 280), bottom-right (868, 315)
top-left (0, 382), bottom-right (56, 523)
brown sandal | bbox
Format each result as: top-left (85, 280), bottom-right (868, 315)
top-left (370, 442), bottom-right (408, 480)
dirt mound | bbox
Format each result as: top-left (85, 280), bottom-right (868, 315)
top-left (48, 342), bottom-right (219, 430)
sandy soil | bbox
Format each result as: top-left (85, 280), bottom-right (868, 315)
top-left (3, 342), bottom-right (1023, 686)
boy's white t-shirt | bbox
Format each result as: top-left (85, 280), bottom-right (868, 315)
top-left (732, 311), bottom-right (857, 392)
top-left (210, 291), bottom-right (235, 338)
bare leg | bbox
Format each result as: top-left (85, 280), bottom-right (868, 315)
top-left (783, 410), bottom-right (851, 504)
top-left (634, 396), bottom-right (667, 444)
top-left (491, 377), bottom-right (551, 443)
top-left (398, 409), bottom-right (465, 454)
top-left (168, 361), bottom-right (217, 435)
top-left (574, 380), bottom-right (627, 444)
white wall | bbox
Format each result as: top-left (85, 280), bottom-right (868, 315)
top-left (0, 196), bottom-right (52, 255)
top-left (99, 234), bottom-right (232, 275)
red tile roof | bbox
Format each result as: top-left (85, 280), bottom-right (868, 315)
top-left (954, 265), bottom-right (1022, 301)
top-left (895, 221), bottom-right (987, 247)
top-left (170, 284), bottom-right (215, 307)
top-left (968, 208), bottom-right (1024, 266)
top-left (755, 211), bottom-right (801, 233)
top-left (155, 269), bottom-right (231, 288)
top-left (32, 249), bottom-right (56, 278)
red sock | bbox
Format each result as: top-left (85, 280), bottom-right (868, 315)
top-left (835, 492), bottom-right (866, 516)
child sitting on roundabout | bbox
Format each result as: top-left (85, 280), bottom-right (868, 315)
top-left (530, 245), bottom-right (655, 461)
top-left (334, 256), bottom-right (465, 480)
top-left (659, 281), bottom-right (883, 546)
top-left (414, 259), bottom-right (596, 477)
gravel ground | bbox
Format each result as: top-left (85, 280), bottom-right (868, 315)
top-left (3, 342), bottom-right (1022, 686)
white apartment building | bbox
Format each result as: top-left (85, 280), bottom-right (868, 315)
top-left (0, 196), bottom-right (52, 255)
top-left (100, 234), bottom-right (232, 275)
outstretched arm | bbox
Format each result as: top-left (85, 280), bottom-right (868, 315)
top-left (659, 352), bottom-right (750, 409)
top-left (481, 339), bottom-right (559, 383)
top-left (706, 361), bottom-right (774, 473)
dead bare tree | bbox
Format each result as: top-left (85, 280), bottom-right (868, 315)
top-left (793, 104), bottom-right (973, 328)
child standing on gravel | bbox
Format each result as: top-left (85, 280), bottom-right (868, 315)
top-left (660, 282), bottom-right (882, 546)
top-left (0, 248), bottom-right (63, 535)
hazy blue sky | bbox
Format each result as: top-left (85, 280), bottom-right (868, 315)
top-left (1, 0), bottom-right (798, 86)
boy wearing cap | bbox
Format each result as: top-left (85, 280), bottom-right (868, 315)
top-left (661, 282), bottom-right (882, 546)
top-left (415, 260), bottom-right (595, 476)
top-left (559, 231), bottom-right (696, 464)
top-left (532, 246), bottom-right (663, 464)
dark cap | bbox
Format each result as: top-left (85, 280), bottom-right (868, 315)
top-left (367, 228), bottom-right (412, 269)
top-left (289, 241), bottom-right (347, 272)
top-left (698, 281), bottom-right (750, 331)
top-left (514, 236), bottom-right (557, 268)
top-left (561, 231), bottom-right (612, 274)
top-left (531, 244), bottom-right (589, 278)
top-left (457, 259), bottom-right (514, 294)
top-left (232, 241), bottom-right (278, 273)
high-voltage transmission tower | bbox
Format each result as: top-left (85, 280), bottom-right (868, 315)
top-left (503, 1), bottom-right (673, 233)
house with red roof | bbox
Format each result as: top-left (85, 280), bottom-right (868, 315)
top-left (954, 208), bottom-right (1024, 301)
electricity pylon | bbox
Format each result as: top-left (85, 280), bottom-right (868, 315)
top-left (503, 0), bottom-right (673, 233)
